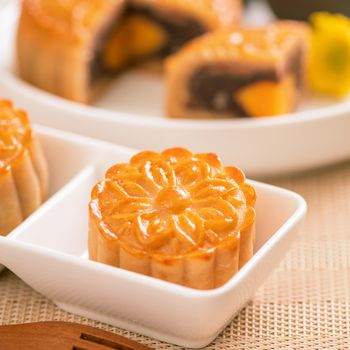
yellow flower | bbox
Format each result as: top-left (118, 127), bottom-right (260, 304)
top-left (308, 12), bottom-right (350, 97)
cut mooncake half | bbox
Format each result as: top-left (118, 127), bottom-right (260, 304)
top-left (0, 100), bottom-right (48, 236)
top-left (166, 21), bottom-right (310, 119)
top-left (17, 0), bottom-right (241, 103)
top-left (89, 148), bottom-right (256, 290)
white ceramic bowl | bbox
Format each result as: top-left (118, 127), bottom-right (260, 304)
top-left (1, 1), bottom-right (350, 177)
top-left (0, 126), bottom-right (307, 348)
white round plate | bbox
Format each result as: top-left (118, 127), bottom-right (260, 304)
top-left (0, 1), bottom-right (349, 177)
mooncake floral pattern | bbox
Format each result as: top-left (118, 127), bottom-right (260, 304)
top-left (90, 148), bottom-right (256, 256)
top-left (0, 100), bottom-right (32, 171)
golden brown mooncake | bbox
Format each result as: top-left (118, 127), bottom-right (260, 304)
top-left (0, 100), bottom-right (48, 236)
top-left (17, 0), bottom-right (241, 103)
top-left (166, 21), bottom-right (310, 119)
top-left (89, 148), bottom-right (256, 290)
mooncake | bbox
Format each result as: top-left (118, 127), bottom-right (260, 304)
top-left (89, 148), bottom-right (256, 290)
top-left (0, 100), bottom-right (48, 236)
top-left (166, 21), bottom-right (310, 118)
top-left (17, 0), bottom-right (241, 103)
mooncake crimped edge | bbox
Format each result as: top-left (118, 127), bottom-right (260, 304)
top-left (0, 137), bottom-right (48, 236)
top-left (89, 212), bottom-right (255, 290)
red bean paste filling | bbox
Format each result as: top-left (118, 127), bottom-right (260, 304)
top-left (188, 47), bottom-right (303, 117)
top-left (90, 4), bottom-right (206, 84)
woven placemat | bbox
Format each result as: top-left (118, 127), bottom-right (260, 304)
top-left (1, 161), bottom-right (350, 349)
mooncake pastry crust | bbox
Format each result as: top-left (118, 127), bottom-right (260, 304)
top-left (166, 21), bottom-right (310, 119)
top-left (130, 0), bottom-right (242, 29)
top-left (17, 0), bottom-right (127, 103)
top-left (17, 0), bottom-right (241, 103)
top-left (0, 100), bottom-right (48, 236)
top-left (89, 148), bottom-right (256, 290)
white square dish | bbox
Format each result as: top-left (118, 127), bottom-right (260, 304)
top-left (0, 126), bottom-right (307, 348)
top-left (0, 1), bottom-right (350, 177)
